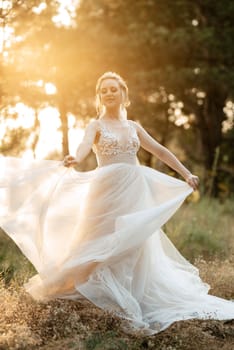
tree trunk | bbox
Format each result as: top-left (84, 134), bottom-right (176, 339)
top-left (31, 109), bottom-right (40, 158)
top-left (58, 98), bottom-right (69, 157)
top-left (197, 88), bottom-right (227, 195)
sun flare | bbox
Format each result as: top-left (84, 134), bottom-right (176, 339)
top-left (0, 103), bottom-right (85, 160)
top-left (52, 0), bottom-right (80, 28)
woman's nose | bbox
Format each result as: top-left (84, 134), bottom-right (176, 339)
top-left (107, 88), bottom-right (115, 95)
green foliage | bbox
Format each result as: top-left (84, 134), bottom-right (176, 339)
top-left (0, 229), bottom-right (35, 286)
top-left (1, 0), bottom-right (234, 191)
top-left (165, 197), bottom-right (234, 261)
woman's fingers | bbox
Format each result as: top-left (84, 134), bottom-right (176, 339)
top-left (69, 160), bottom-right (78, 166)
top-left (63, 155), bottom-right (76, 167)
top-left (186, 174), bottom-right (199, 190)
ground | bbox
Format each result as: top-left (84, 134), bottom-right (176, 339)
top-left (0, 198), bottom-right (234, 349)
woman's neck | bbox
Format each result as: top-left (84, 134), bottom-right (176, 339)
top-left (100, 106), bottom-right (128, 122)
top-left (104, 110), bottom-right (120, 120)
top-left (103, 105), bottom-right (125, 119)
top-left (101, 116), bottom-right (127, 124)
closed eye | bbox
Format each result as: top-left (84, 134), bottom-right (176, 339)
top-left (100, 87), bottom-right (118, 94)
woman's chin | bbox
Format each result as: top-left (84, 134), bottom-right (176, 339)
top-left (104, 101), bottom-right (119, 108)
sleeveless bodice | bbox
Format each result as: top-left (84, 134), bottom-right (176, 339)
top-left (93, 120), bottom-right (140, 166)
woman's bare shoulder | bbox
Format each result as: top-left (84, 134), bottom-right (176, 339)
top-left (86, 119), bottom-right (100, 131)
top-left (128, 119), bottom-right (143, 132)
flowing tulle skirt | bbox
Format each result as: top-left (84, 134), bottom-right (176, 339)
top-left (0, 157), bottom-right (234, 335)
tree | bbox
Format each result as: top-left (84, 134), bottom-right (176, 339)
top-left (1, 0), bottom-right (233, 194)
top-left (76, 0), bottom-right (234, 192)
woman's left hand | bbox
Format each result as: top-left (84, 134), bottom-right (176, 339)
top-left (63, 155), bottom-right (78, 167)
top-left (185, 174), bottom-right (199, 191)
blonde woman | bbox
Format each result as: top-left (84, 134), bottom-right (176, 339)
top-left (0, 72), bottom-right (233, 335)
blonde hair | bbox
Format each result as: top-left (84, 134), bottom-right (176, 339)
top-left (95, 72), bottom-right (130, 119)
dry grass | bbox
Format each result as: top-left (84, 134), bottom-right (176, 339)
top-left (0, 198), bottom-right (234, 349)
top-left (194, 256), bottom-right (234, 299)
top-left (0, 262), bottom-right (234, 350)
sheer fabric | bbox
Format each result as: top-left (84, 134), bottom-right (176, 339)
top-left (0, 121), bottom-right (234, 335)
top-left (93, 120), bottom-right (140, 166)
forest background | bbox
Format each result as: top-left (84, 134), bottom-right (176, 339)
top-left (0, 1), bottom-right (234, 349)
top-left (1, 0), bottom-right (234, 197)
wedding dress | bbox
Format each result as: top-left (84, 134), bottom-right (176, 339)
top-left (0, 120), bottom-right (234, 335)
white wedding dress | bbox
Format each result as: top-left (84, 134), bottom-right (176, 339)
top-left (0, 120), bottom-right (234, 335)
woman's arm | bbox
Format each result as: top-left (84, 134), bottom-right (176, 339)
top-left (63, 120), bottom-right (98, 167)
top-left (133, 121), bottom-right (199, 190)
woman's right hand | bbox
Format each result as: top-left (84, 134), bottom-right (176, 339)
top-left (185, 173), bottom-right (199, 191)
top-left (63, 155), bottom-right (78, 167)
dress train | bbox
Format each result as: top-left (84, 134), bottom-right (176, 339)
top-left (0, 156), bottom-right (234, 334)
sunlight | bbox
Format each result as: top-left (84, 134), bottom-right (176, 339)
top-left (52, 0), bottom-right (80, 28)
top-left (0, 102), bottom-right (85, 160)
top-left (35, 108), bottom-right (84, 159)
top-left (36, 80), bottom-right (44, 87)
top-left (32, 2), bottom-right (47, 15)
top-left (192, 19), bottom-right (199, 26)
top-left (168, 101), bottom-right (190, 129)
top-left (174, 115), bottom-right (189, 127)
top-left (0, 0), bottom-right (11, 11)
top-left (0, 0), bottom-right (80, 56)
top-left (0, 103), bottom-right (35, 131)
top-left (68, 126), bottom-right (85, 155)
top-left (0, 24), bottom-right (14, 53)
top-left (22, 149), bottom-right (35, 161)
top-left (35, 80), bottom-right (57, 94)
top-left (35, 107), bottom-right (62, 159)
top-left (45, 82), bottom-right (57, 95)
top-left (223, 100), bottom-right (234, 133)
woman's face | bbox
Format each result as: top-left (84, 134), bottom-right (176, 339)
top-left (99, 78), bottom-right (122, 110)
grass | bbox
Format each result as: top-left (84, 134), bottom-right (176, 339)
top-left (0, 197), bottom-right (234, 349)
top-left (165, 196), bottom-right (234, 261)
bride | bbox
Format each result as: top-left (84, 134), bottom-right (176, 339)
top-left (0, 72), bottom-right (233, 335)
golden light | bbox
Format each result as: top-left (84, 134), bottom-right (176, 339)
top-left (35, 107), bottom-right (62, 159)
top-left (36, 80), bottom-right (44, 87)
top-left (0, 102), bottom-right (85, 160)
top-left (168, 101), bottom-right (190, 129)
top-left (0, 0), bottom-right (11, 11)
top-left (15, 35), bottom-right (23, 43)
top-left (223, 100), bottom-right (234, 133)
top-left (2, 103), bottom-right (35, 130)
top-left (45, 82), bottom-right (57, 95)
top-left (0, 103), bottom-right (35, 158)
top-left (52, 0), bottom-right (80, 28)
top-left (174, 108), bottom-right (181, 117)
top-left (196, 91), bottom-right (206, 99)
top-left (32, 2), bottom-right (47, 15)
top-left (168, 94), bottom-right (175, 101)
top-left (192, 19), bottom-right (199, 27)
top-left (0, 24), bottom-right (14, 53)
top-left (0, 0), bottom-right (85, 160)
top-left (175, 115), bottom-right (189, 127)
top-left (35, 108), bottom-right (84, 159)
top-left (147, 92), bottom-right (159, 103)
top-left (0, 0), bottom-right (80, 56)
top-left (35, 80), bottom-right (57, 94)
top-left (68, 114), bottom-right (85, 155)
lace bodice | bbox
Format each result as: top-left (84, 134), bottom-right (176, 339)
top-left (93, 120), bottom-right (140, 166)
